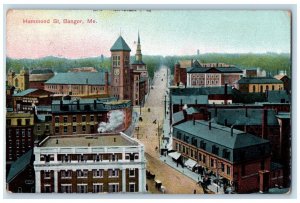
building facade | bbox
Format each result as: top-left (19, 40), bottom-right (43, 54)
top-left (110, 36), bottom-right (132, 100)
top-left (172, 120), bottom-right (273, 193)
top-left (44, 72), bottom-right (110, 97)
top-left (29, 69), bottom-right (54, 90)
top-left (7, 68), bottom-right (30, 91)
top-left (236, 77), bottom-right (284, 93)
top-left (131, 33), bottom-right (149, 106)
top-left (186, 61), bottom-right (243, 87)
top-left (33, 133), bottom-right (146, 193)
top-left (6, 112), bottom-right (35, 165)
top-left (12, 88), bottom-right (54, 112)
top-left (51, 98), bottom-right (132, 135)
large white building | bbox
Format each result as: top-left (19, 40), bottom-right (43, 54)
top-left (33, 132), bottom-right (146, 193)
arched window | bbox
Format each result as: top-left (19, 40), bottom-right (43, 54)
top-left (272, 85), bottom-right (275, 90)
top-left (260, 85), bottom-right (263, 93)
top-left (253, 85), bottom-right (256, 93)
top-left (266, 85), bottom-right (269, 91)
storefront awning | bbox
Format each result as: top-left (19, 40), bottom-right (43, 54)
top-left (184, 158), bottom-right (197, 169)
top-left (168, 152), bottom-right (181, 160)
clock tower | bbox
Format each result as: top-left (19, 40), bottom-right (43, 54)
top-left (110, 35), bottom-right (132, 100)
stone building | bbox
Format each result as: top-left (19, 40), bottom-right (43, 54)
top-left (7, 68), bottom-right (30, 91)
top-left (33, 133), bottom-right (147, 193)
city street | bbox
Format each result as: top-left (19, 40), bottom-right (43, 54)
top-left (135, 67), bottom-right (204, 194)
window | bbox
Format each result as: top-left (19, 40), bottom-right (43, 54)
top-left (7, 119), bottom-right (11, 126)
top-left (212, 145), bottom-right (219, 155)
top-left (73, 116), bottom-right (77, 122)
top-left (90, 115), bottom-right (94, 122)
top-left (191, 150), bottom-right (194, 157)
top-left (63, 155), bottom-right (71, 163)
top-left (61, 184), bottom-right (72, 193)
top-left (25, 119), bottom-right (30, 125)
top-left (241, 164), bottom-right (246, 176)
top-left (134, 154), bottom-right (139, 160)
top-left (73, 126), bottom-right (76, 133)
top-left (77, 170), bottom-right (88, 178)
top-left (129, 183), bottom-right (135, 192)
top-left (210, 158), bottom-right (214, 167)
top-left (44, 171), bottom-right (51, 179)
top-left (37, 125), bottom-right (41, 131)
top-left (200, 141), bottom-right (206, 150)
top-left (21, 129), bottom-right (26, 137)
top-left (17, 187), bottom-right (22, 193)
top-left (93, 169), bottom-right (103, 178)
top-left (111, 154), bottom-right (117, 162)
top-left (93, 184), bottom-right (103, 193)
top-left (108, 169), bottom-right (119, 178)
top-left (82, 115), bottom-right (86, 122)
top-left (16, 140), bottom-right (20, 148)
top-left (17, 119), bottom-right (22, 126)
top-left (61, 170), bottom-right (72, 179)
top-left (94, 154), bottom-right (102, 162)
top-left (63, 117), bottom-right (68, 123)
top-left (90, 125), bottom-right (94, 133)
top-left (77, 184), bottom-right (88, 193)
top-left (63, 126), bottom-right (67, 133)
top-left (226, 166), bottom-right (231, 175)
top-left (223, 149), bottom-right (230, 159)
top-left (55, 127), bottom-right (59, 133)
top-left (129, 169), bottom-right (135, 177)
top-left (108, 183), bottom-right (119, 193)
top-left (221, 163), bottom-right (225, 172)
top-left (55, 117), bottom-right (59, 123)
top-left (203, 155), bottom-right (206, 164)
top-left (28, 129), bottom-right (31, 136)
top-left (44, 185), bottom-right (51, 193)
top-left (82, 125), bottom-right (86, 132)
top-left (78, 155), bottom-right (87, 162)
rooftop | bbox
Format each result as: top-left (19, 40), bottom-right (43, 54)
top-left (110, 36), bottom-right (131, 52)
top-left (13, 88), bottom-right (38, 97)
top-left (45, 72), bottom-right (109, 85)
top-left (170, 86), bottom-right (233, 96)
top-left (39, 133), bottom-right (138, 148)
top-left (187, 67), bottom-right (243, 74)
top-left (30, 69), bottom-right (54, 74)
top-left (13, 88), bottom-right (52, 97)
top-left (174, 120), bottom-right (269, 149)
top-left (237, 77), bottom-right (283, 84)
top-left (7, 149), bottom-right (33, 183)
top-left (209, 108), bottom-right (279, 126)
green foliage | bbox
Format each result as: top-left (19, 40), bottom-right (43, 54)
top-left (163, 53), bottom-right (291, 77)
top-left (6, 53), bottom-right (291, 79)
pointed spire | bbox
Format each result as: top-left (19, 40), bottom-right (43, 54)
top-left (138, 30), bottom-right (140, 44)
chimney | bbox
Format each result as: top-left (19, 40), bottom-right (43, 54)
top-left (209, 121), bottom-right (211, 130)
top-left (77, 99), bottom-right (80, 110)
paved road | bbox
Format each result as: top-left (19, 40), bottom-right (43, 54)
top-left (135, 66), bottom-right (204, 194)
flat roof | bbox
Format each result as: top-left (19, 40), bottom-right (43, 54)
top-left (40, 134), bottom-right (138, 148)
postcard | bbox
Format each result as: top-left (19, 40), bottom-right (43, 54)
top-left (5, 9), bottom-right (291, 195)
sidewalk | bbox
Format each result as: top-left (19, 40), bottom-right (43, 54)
top-left (159, 155), bottom-right (224, 194)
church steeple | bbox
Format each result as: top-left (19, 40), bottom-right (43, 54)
top-left (135, 31), bottom-right (142, 62)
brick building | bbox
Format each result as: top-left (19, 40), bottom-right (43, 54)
top-left (51, 97), bottom-right (132, 135)
top-left (274, 74), bottom-right (291, 92)
top-left (6, 112), bottom-right (35, 166)
top-left (12, 88), bottom-right (54, 112)
top-left (44, 72), bottom-right (110, 97)
top-left (110, 36), bottom-right (132, 100)
top-left (33, 133), bottom-right (146, 193)
top-left (236, 77), bottom-right (284, 93)
top-left (172, 120), bottom-right (275, 193)
top-left (29, 69), bottom-right (54, 90)
top-left (186, 61), bottom-right (243, 87)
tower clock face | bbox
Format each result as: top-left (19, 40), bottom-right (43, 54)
top-left (114, 68), bottom-right (120, 76)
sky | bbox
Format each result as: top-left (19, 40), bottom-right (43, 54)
top-left (6, 10), bottom-right (291, 59)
